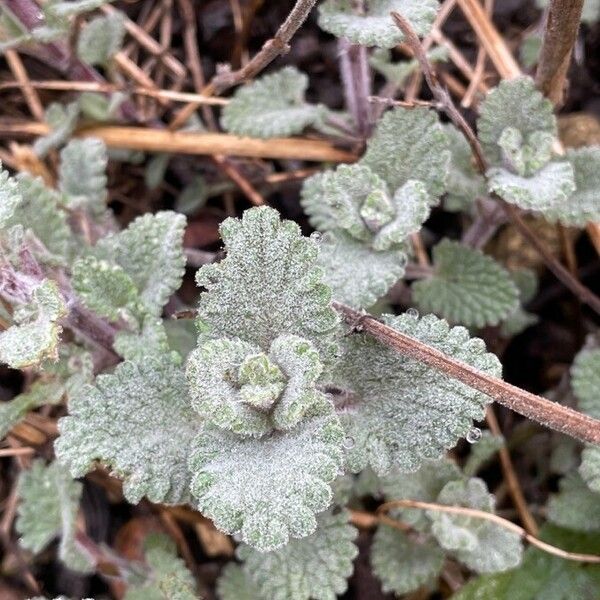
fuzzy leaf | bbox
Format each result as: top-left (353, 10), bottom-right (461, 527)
top-left (444, 124), bottom-right (486, 212)
top-left (237, 510), bottom-right (358, 600)
top-left (431, 478), bottom-right (524, 573)
top-left (195, 206), bottom-right (339, 358)
top-left (8, 173), bottom-right (74, 260)
top-left (487, 161), bottom-right (576, 223)
top-left (370, 47), bottom-right (448, 85)
top-left (124, 534), bottom-right (196, 600)
top-left (371, 525), bottom-right (444, 594)
top-left (500, 268), bottom-right (539, 338)
top-left (217, 564), bottom-right (262, 600)
top-left (412, 239), bottom-right (520, 328)
top-left (571, 347), bottom-right (600, 418)
top-left (0, 163), bottom-right (22, 227)
top-left (72, 256), bottom-right (139, 322)
top-left (547, 473), bottom-right (600, 532)
top-left (59, 138), bottom-right (108, 215)
top-left (56, 358), bottom-right (199, 504)
top-left (221, 67), bottom-right (326, 138)
top-left (188, 412), bottom-right (344, 551)
top-left (0, 279), bottom-right (67, 368)
top-left (317, 231), bottom-right (407, 308)
top-left (477, 77), bottom-right (556, 167)
top-left (44, 0), bottom-right (112, 19)
top-left (580, 446), bottom-right (600, 494)
top-left (362, 107), bottom-right (450, 200)
top-left (34, 101), bottom-right (80, 157)
top-left (301, 172), bottom-right (338, 232)
top-left (16, 460), bottom-right (93, 572)
top-left (463, 431), bottom-right (505, 477)
top-left (77, 12), bottom-right (125, 66)
top-left (94, 211), bottom-right (186, 316)
top-left (186, 334), bottom-right (327, 437)
top-left (333, 312), bottom-right (501, 475)
top-left (318, 0), bottom-right (438, 48)
top-left (0, 381), bottom-right (63, 440)
top-left (113, 316), bottom-right (179, 363)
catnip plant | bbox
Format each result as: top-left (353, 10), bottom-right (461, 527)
top-left (1, 0), bottom-right (600, 599)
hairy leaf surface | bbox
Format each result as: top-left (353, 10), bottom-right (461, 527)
top-left (571, 347), bottom-right (600, 418)
top-left (77, 12), bottom-right (125, 66)
top-left (547, 473), bottom-right (600, 532)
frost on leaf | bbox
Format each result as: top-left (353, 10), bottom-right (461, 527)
top-left (34, 101), bottom-right (80, 157)
top-left (487, 161), bottom-right (576, 223)
top-left (221, 67), bottom-right (327, 138)
top-left (8, 173), bottom-right (74, 260)
top-left (0, 279), bottom-right (67, 368)
top-left (77, 12), bottom-right (125, 66)
top-left (94, 211), bottom-right (186, 317)
top-left (217, 564), bottom-right (262, 600)
top-left (59, 138), bottom-right (108, 216)
top-left (0, 380), bottom-right (63, 439)
top-left (579, 446), bottom-right (600, 494)
top-left (188, 413), bottom-right (344, 551)
top-left (430, 478), bottom-right (523, 573)
top-left (16, 460), bottom-right (94, 573)
top-left (477, 77), bottom-right (556, 167)
top-left (72, 256), bottom-right (139, 322)
top-left (318, 0), bottom-right (438, 48)
top-left (236, 510), bottom-right (358, 600)
top-left (547, 473), bottom-right (600, 532)
top-left (443, 124), bottom-right (486, 212)
top-left (0, 163), bottom-right (22, 227)
top-left (56, 358), bottom-right (199, 504)
top-left (186, 335), bottom-right (327, 436)
top-left (560, 147), bottom-right (600, 226)
top-left (362, 107), bottom-right (450, 200)
top-left (195, 206), bottom-right (339, 358)
top-left (124, 533), bottom-right (196, 600)
top-left (412, 240), bottom-right (519, 328)
top-left (317, 231), bottom-right (407, 308)
top-left (371, 525), bottom-right (443, 594)
top-left (333, 313), bottom-right (501, 475)
top-left (571, 347), bottom-right (600, 418)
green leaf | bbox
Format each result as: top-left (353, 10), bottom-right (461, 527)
top-left (412, 239), bottom-right (520, 328)
top-left (0, 279), bottom-right (67, 368)
top-left (34, 101), bottom-right (80, 157)
top-left (571, 347), bottom-right (600, 418)
top-left (431, 478), bottom-right (524, 573)
top-left (217, 564), bottom-right (262, 600)
top-left (8, 173), bottom-right (74, 260)
top-left (332, 312), bottom-right (501, 475)
top-left (237, 510), bottom-right (358, 600)
top-left (580, 446), bottom-right (600, 494)
top-left (124, 533), bottom-right (196, 600)
top-left (145, 153), bottom-right (170, 190)
top-left (195, 206), bottom-right (339, 359)
top-left (370, 47), bottom-right (448, 85)
top-left (94, 211), bottom-right (186, 317)
top-left (559, 146), bottom-right (600, 226)
top-left (221, 67), bottom-right (327, 138)
top-left (72, 256), bottom-right (139, 322)
top-left (547, 473), bottom-right (600, 532)
top-left (477, 77), bottom-right (556, 167)
top-left (79, 90), bottom-right (126, 121)
top-left (56, 358), bottom-right (199, 504)
top-left (188, 412), bottom-right (344, 551)
top-left (113, 316), bottom-right (179, 363)
top-left (362, 107), bottom-right (450, 200)
top-left (16, 460), bottom-right (94, 573)
top-left (318, 0), bottom-right (438, 48)
top-left (500, 268), bottom-right (539, 338)
top-left (487, 161), bottom-right (576, 224)
top-left (371, 525), bottom-right (444, 594)
top-left (186, 334), bottom-right (327, 437)
top-left (0, 162), bottom-right (22, 227)
top-left (520, 33), bottom-right (543, 69)
top-left (444, 124), bottom-right (486, 212)
top-left (59, 138), bottom-right (108, 216)
top-left (77, 12), bottom-right (125, 66)
top-left (45, 0), bottom-right (113, 19)
top-left (463, 431), bottom-right (504, 477)
top-left (317, 231), bottom-right (407, 309)
top-left (0, 381), bottom-right (64, 440)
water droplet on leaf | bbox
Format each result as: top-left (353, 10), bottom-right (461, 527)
top-left (343, 436), bottom-right (355, 449)
top-left (466, 427), bottom-right (482, 444)
top-left (406, 307), bottom-right (419, 318)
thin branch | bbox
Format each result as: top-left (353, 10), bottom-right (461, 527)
top-left (0, 447), bottom-right (35, 458)
top-left (4, 50), bottom-right (44, 121)
top-left (204, 0), bottom-right (318, 96)
top-left (535, 0), bottom-right (584, 106)
top-left (378, 499), bottom-right (600, 563)
top-left (391, 11), bottom-right (600, 317)
top-left (333, 302), bottom-right (600, 445)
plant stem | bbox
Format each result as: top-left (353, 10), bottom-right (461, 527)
top-left (536, 0), bottom-right (585, 106)
top-left (333, 301), bottom-right (600, 445)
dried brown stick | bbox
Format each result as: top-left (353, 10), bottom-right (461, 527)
top-left (535, 0), bottom-right (584, 106)
top-left (4, 50), bottom-right (44, 121)
top-left (334, 302), bottom-right (600, 445)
